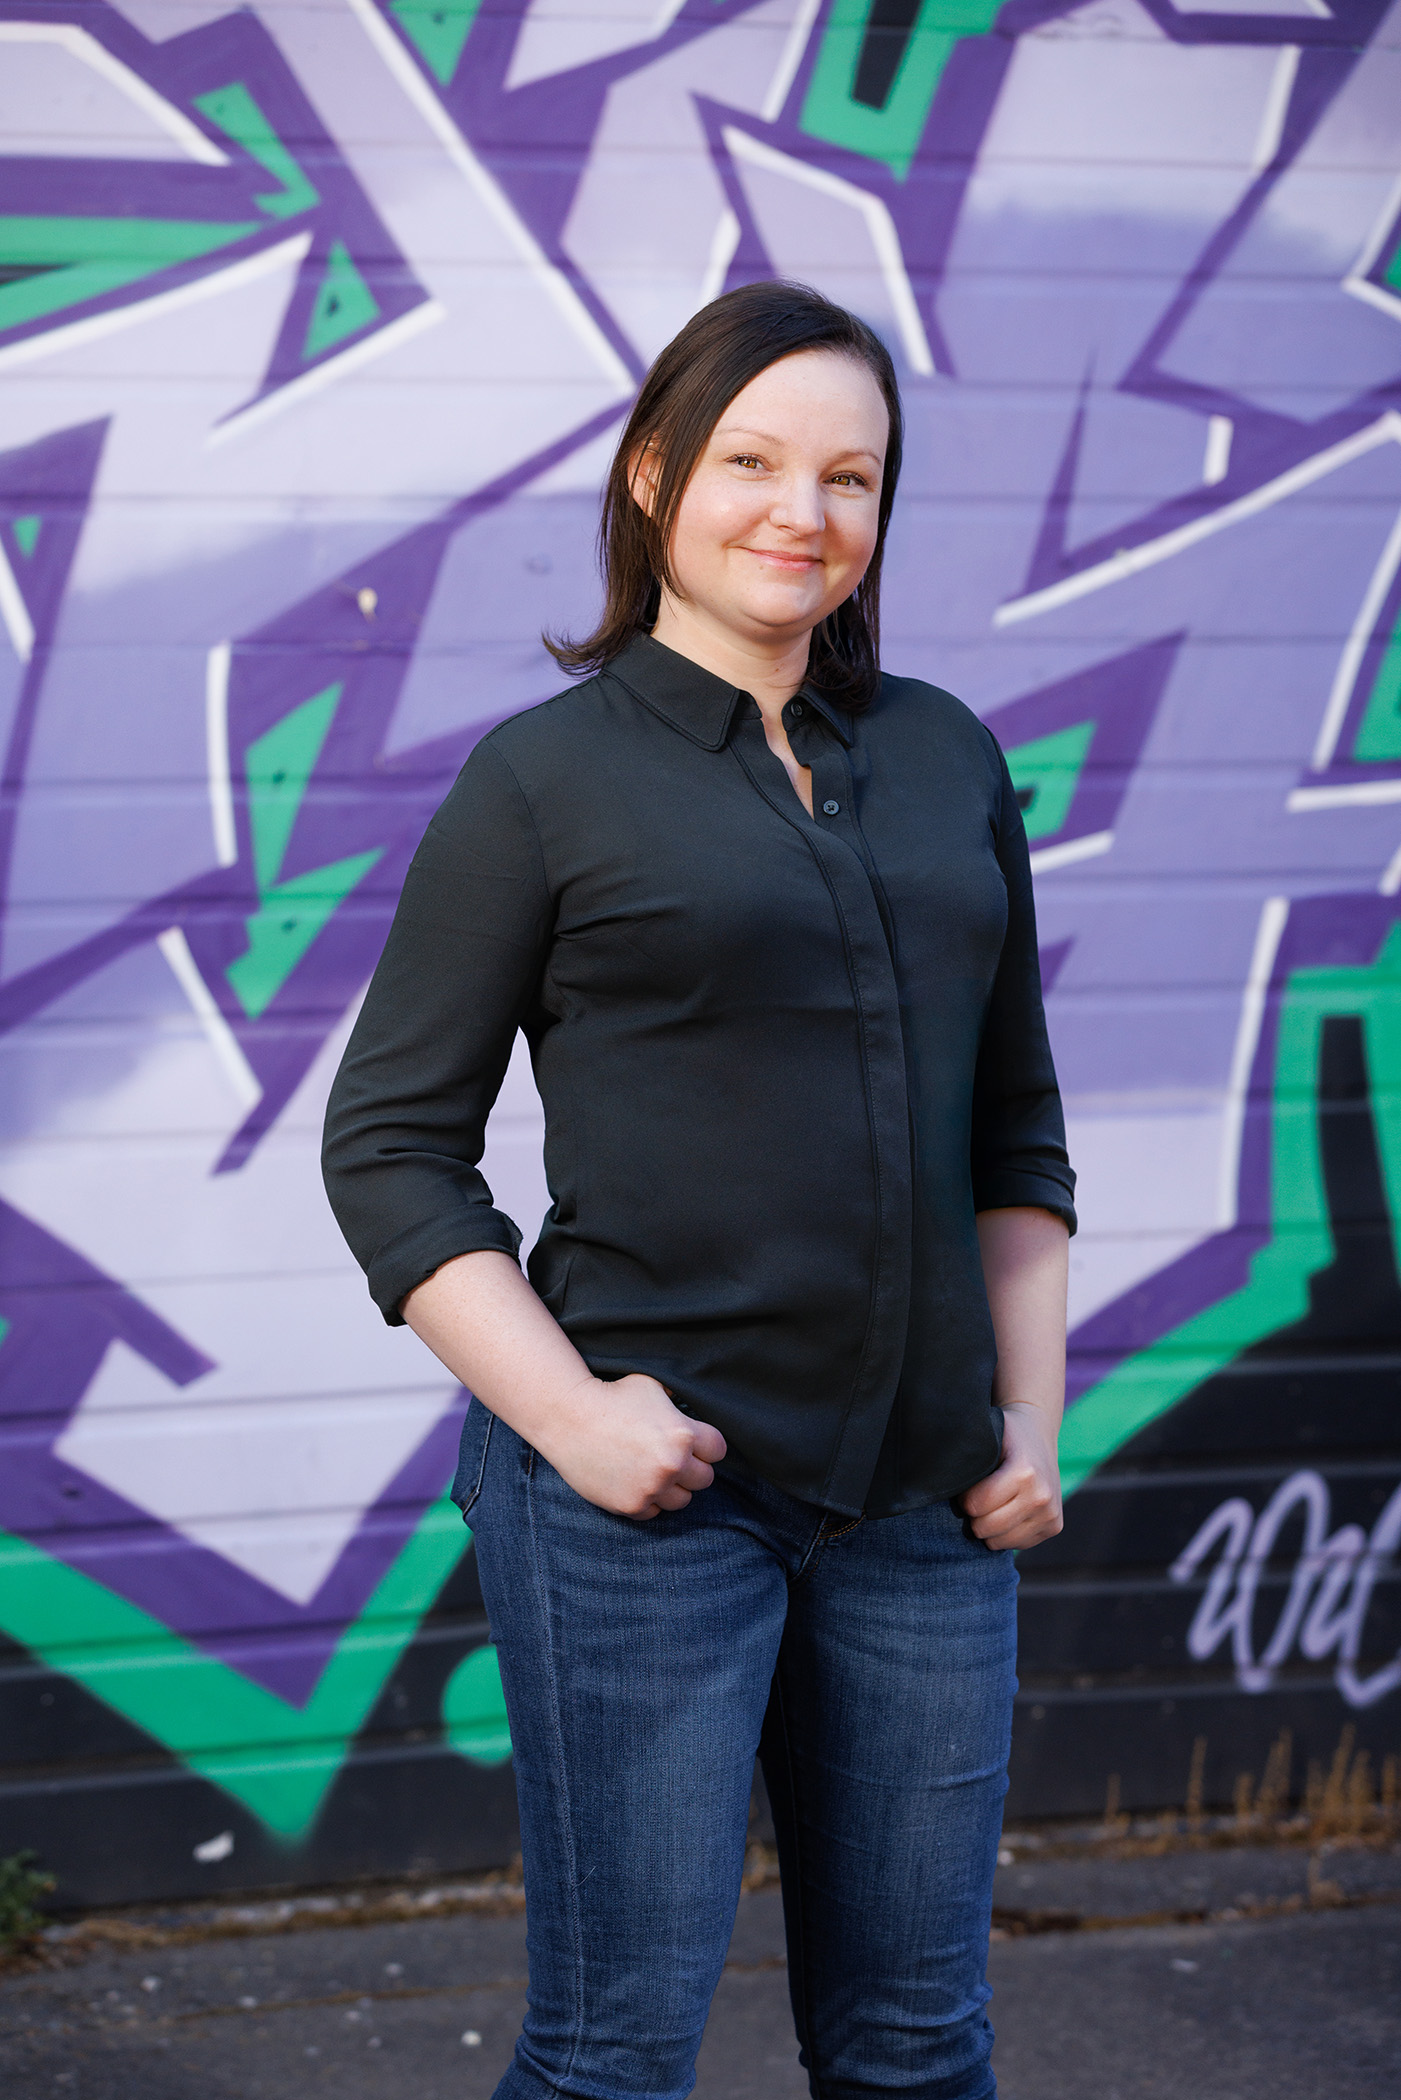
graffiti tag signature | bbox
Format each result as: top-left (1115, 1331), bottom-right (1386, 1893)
top-left (1170, 1471), bottom-right (1401, 1708)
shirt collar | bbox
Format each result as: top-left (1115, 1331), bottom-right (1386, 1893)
top-left (606, 632), bottom-right (853, 750)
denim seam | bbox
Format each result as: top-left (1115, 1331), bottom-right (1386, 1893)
top-left (771, 1663), bottom-right (826, 2100)
top-left (792, 1512), bottom-right (832, 1583)
top-left (455, 1406), bottom-right (494, 1522)
top-left (523, 1450), bottom-right (587, 2095)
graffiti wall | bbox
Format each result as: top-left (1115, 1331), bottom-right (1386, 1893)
top-left (1, 0), bottom-right (1400, 1906)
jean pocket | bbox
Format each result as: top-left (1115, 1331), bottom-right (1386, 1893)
top-left (449, 1397), bottom-right (495, 1521)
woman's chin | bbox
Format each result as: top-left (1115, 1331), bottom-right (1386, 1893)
top-left (722, 583), bottom-right (831, 639)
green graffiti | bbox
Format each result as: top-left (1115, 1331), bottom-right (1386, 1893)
top-left (800, 0), bottom-right (1001, 179)
top-left (245, 683), bottom-right (342, 893)
top-left (226, 684), bottom-right (382, 1019)
top-left (303, 240), bottom-right (381, 361)
top-left (389, 0), bottom-right (484, 86)
top-left (0, 216), bottom-right (259, 336)
top-left (1005, 720), bottom-right (1095, 842)
top-left (1062, 922), bottom-right (1401, 1495)
top-left (1385, 237), bottom-right (1401, 297)
top-left (1351, 614), bottom-right (1401, 763)
top-left (442, 1644), bottom-right (512, 1766)
top-left (0, 1502), bottom-right (472, 1840)
top-left (193, 83), bottom-right (320, 220)
top-left (229, 852), bottom-right (382, 1019)
top-left (11, 516), bottom-right (39, 559)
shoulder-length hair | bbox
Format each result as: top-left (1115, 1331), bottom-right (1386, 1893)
top-left (547, 280), bottom-right (904, 713)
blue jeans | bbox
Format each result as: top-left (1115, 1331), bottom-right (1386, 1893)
top-left (454, 1406), bottom-right (1017, 2100)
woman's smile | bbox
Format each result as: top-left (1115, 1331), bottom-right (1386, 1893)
top-left (742, 546), bottom-right (822, 570)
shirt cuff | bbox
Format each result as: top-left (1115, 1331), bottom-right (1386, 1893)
top-left (368, 1209), bottom-right (524, 1324)
top-left (971, 1169), bottom-right (1077, 1237)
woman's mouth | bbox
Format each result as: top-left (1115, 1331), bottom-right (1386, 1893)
top-left (743, 548), bottom-right (821, 571)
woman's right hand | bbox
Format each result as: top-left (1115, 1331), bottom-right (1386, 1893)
top-left (537, 1371), bottom-right (727, 1520)
top-left (402, 1251), bottom-right (725, 1520)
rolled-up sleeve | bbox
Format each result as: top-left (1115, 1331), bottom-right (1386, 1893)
top-left (969, 740), bottom-right (1078, 1234)
top-left (322, 737), bottom-right (554, 1323)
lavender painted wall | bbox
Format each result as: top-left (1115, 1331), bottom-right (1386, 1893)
top-left (1, 0), bottom-right (1399, 1904)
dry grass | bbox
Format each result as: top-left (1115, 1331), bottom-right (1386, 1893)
top-left (1007, 1726), bottom-right (1401, 1862)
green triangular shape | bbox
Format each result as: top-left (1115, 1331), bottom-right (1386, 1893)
top-left (1005, 719), bottom-right (1096, 842)
top-left (244, 683), bottom-right (343, 896)
top-left (302, 240), bottom-right (380, 362)
top-left (1385, 237), bottom-right (1401, 296)
top-left (1352, 616), bottom-right (1401, 763)
top-left (194, 83), bottom-right (319, 220)
top-left (0, 1499), bottom-right (471, 1840)
top-left (389, 0), bottom-right (482, 86)
top-left (228, 849), bottom-right (382, 1019)
top-left (11, 516), bottom-right (39, 558)
top-left (0, 216), bottom-right (260, 336)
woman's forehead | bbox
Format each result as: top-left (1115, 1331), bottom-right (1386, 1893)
top-left (713, 352), bottom-right (889, 446)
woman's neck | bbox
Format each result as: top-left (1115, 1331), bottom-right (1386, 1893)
top-left (650, 596), bottom-right (809, 734)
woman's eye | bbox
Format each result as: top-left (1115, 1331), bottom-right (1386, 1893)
top-left (829, 472), bottom-right (868, 488)
top-left (731, 454), bottom-right (762, 470)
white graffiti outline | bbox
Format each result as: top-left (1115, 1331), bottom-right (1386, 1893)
top-left (1171, 1468), bottom-right (1401, 1707)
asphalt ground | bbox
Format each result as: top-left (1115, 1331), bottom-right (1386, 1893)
top-left (2, 1840), bottom-right (1398, 2099)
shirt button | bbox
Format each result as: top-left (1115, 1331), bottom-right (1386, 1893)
top-left (790, 700), bottom-right (805, 716)
top-left (822, 799), bottom-right (840, 816)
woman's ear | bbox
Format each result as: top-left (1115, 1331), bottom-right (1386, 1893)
top-left (628, 442), bottom-right (661, 519)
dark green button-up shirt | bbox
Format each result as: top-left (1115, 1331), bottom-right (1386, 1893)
top-left (322, 634), bottom-right (1075, 1516)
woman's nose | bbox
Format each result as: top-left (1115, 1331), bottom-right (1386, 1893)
top-left (768, 475), bottom-right (825, 534)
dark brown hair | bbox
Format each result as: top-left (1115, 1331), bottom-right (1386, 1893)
top-left (547, 280), bottom-right (904, 712)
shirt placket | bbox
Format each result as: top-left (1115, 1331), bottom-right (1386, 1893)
top-left (736, 704), bottom-right (913, 1509)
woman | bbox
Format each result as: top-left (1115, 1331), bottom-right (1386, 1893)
top-left (322, 279), bottom-right (1074, 2100)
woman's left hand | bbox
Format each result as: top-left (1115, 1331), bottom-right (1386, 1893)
top-left (959, 1400), bottom-right (1063, 1551)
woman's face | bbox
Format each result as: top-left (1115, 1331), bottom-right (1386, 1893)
top-left (653, 350), bottom-right (888, 651)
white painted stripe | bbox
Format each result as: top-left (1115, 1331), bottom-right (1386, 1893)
top-left (1310, 501), bottom-right (1401, 770)
top-left (0, 232), bottom-right (312, 377)
top-left (1378, 839), bottom-right (1401, 895)
top-left (1251, 46), bottom-right (1299, 174)
top-left (762, 0), bottom-right (825, 123)
top-left (206, 298), bottom-right (447, 448)
top-left (1288, 777), bottom-right (1401, 811)
top-left (1027, 829), bottom-right (1113, 875)
top-left (0, 542), bottom-right (35, 665)
top-left (157, 927), bottom-right (262, 1112)
top-left (697, 209), bottom-right (741, 313)
top-left (1216, 895), bottom-right (1288, 1228)
top-left (205, 641), bottom-right (238, 869)
top-left (995, 412), bottom-right (1401, 628)
top-left (722, 127), bottom-right (935, 376)
top-left (0, 22), bottom-right (229, 165)
top-left (345, 0), bottom-right (632, 393)
top-left (1203, 415), bottom-right (1233, 488)
top-left (1344, 275), bottom-right (1401, 325)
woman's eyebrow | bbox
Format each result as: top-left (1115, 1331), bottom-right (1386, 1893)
top-left (712, 424), bottom-right (884, 465)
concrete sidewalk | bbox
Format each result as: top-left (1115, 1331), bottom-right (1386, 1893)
top-left (2, 1840), bottom-right (1398, 2098)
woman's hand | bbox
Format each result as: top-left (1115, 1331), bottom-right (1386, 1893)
top-left (536, 1371), bottom-right (727, 1520)
top-left (402, 1250), bottom-right (725, 1522)
top-left (960, 1400), bottom-right (1062, 1551)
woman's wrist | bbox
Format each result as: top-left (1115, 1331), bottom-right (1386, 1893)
top-left (495, 1365), bottom-right (606, 1459)
top-left (997, 1397), bottom-right (1060, 1434)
